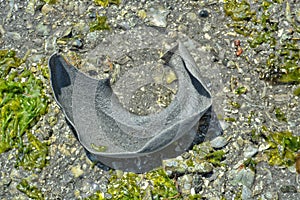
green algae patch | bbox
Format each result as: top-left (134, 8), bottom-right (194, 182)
top-left (204, 150), bottom-right (226, 167)
top-left (94, 0), bottom-right (121, 7)
top-left (234, 86), bottom-right (247, 95)
top-left (224, 0), bottom-right (300, 95)
top-left (42, 0), bottom-right (56, 4)
top-left (263, 129), bottom-right (300, 167)
top-left (105, 169), bottom-right (180, 199)
top-left (0, 50), bottom-right (49, 169)
top-left (193, 142), bottom-right (226, 167)
top-left (17, 179), bottom-right (44, 200)
top-left (16, 132), bottom-right (49, 170)
top-left (224, 0), bottom-right (255, 22)
top-left (274, 107), bottom-right (287, 122)
top-left (293, 86), bottom-right (300, 96)
top-left (90, 143), bottom-right (107, 152)
top-left (89, 15), bottom-right (110, 32)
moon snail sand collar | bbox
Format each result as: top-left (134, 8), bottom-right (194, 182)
top-left (48, 41), bottom-right (212, 173)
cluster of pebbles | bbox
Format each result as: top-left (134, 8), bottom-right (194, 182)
top-left (0, 0), bottom-right (300, 199)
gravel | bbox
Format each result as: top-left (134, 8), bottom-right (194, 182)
top-left (0, 0), bottom-right (300, 199)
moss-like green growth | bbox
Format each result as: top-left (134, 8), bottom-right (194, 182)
top-left (224, 0), bottom-right (255, 22)
top-left (107, 168), bottom-right (181, 199)
top-left (0, 50), bottom-right (49, 169)
top-left (42, 0), bottom-right (56, 4)
top-left (94, 0), bottom-right (121, 7)
top-left (204, 150), bottom-right (226, 167)
top-left (234, 86), bottom-right (247, 95)
top-left (16, 179), bottom-right (44, 200)
top-left (16, 132), bottom-right (49, 170)
top-left (263, 129), bottom-right (300, 166)
top-left (293, 86), bottom-right (300, 96)
top-left (224, 0), bottom-right (300, 95)
top-left (274, 107), bottom-right (287, 122)
top-left (89, 16), bottom-right (110, 32)
top-left (247, 111), bottom-right (255, 124)
top-left (229, 101), bottom-right (241, 109)
top-left (224, 117), bottom-right (236, 122)
top-left (188, 194), bottom-right (202, 199)
top-left (90, 143), bottom-right (107, 152)
top-left (193, 142), bottom-right (226, 167)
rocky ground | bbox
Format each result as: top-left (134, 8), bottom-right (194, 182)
top-left (0, 0), bottom-right (300, 199)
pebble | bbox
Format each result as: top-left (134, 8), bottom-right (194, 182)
top-left (147, 7), bottom-right (169, 27)
top-left (204, 33), bottom-right (211, 40)
top-left (199, 9), bottom-right (209, 18)
top-left (41, 4), bottom-right (53, 15)
top-left (88, 11), bottom-right (96, 19)
top-left (210, 136), bottom-right (228, 148)
top-left (232, 168), bottom-right (255, 188)
top-left (71, 165), bottom-right (84, 178)
top-left (72, 39), bottom-right (83, 49)
top-left (202, 22), bottom-right (211, 32)
top-left (178, 24), bottom-right (187, 32)
top-left (243, 145), bottom-right (258, 158)
top-left (192, 174), bottom-right (203, 193)
top-left (194, 162), bottom-right (213, 174)
top-left (178, 174), bottom-right (193, 194)
top-left (187, 12), bottom-right (197, 21)
top-left (242, 185), bottom-right (252, 200)
top-left (137, 10), bottom-right (147, 20)
top-left (165, 70), bottom-right (177, 84)
top-left (253, 180), bottom-right (264, 196)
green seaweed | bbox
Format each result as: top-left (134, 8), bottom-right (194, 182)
top-left (188, 194), bottom-right (202, 199)
top-left (94, 0), bottom-right (121, 7)
top-left (224, 0), bottom-right (300, 90)
top-left (224, 0), bottom-right (255, 21)
top-left (89, 15), bottom-right (110, 32)
top-left (90, 143), bottom-right (107, 152)
top-left (204, 150), bottom-right (226, 167)
top-left (224, 117), bottom-right (236, 122)
top-left (42, 0), bottom-right (56, 4)
top-left (16, 132), bottom-right (49, 170)
top-left (0, 50), bottom-right (49, 169)
top-left (229, 101), bottom-right (241, 109)
top-left (234, 86), bottom-right (247, 95)
top-left (16, 179), bottom-right (44, 200)
top-left (263, 129), bottom-right (300, 167)
top-left (293, 86), bottom-right (300, 96)
top-left (274, 107), bottom-right (287, 122)
top-left (105, 168), bottom-right (180, 199)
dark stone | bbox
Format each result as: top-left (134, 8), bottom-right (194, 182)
top-left (192, 174), bottom-right (203, 193)
top-left (87, 70), bottom-right (98, 76)
top-left (199, 10), bottom-right (209, 18)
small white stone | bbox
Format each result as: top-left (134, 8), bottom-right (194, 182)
top-left (71, 165), bottom-right (84, 178)
top-left (243, 145), bottom-right (258, 158)
top-left (210, 136), bottom-right (228, 148)
top-left (204, 33), bottom-right (211, 40)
